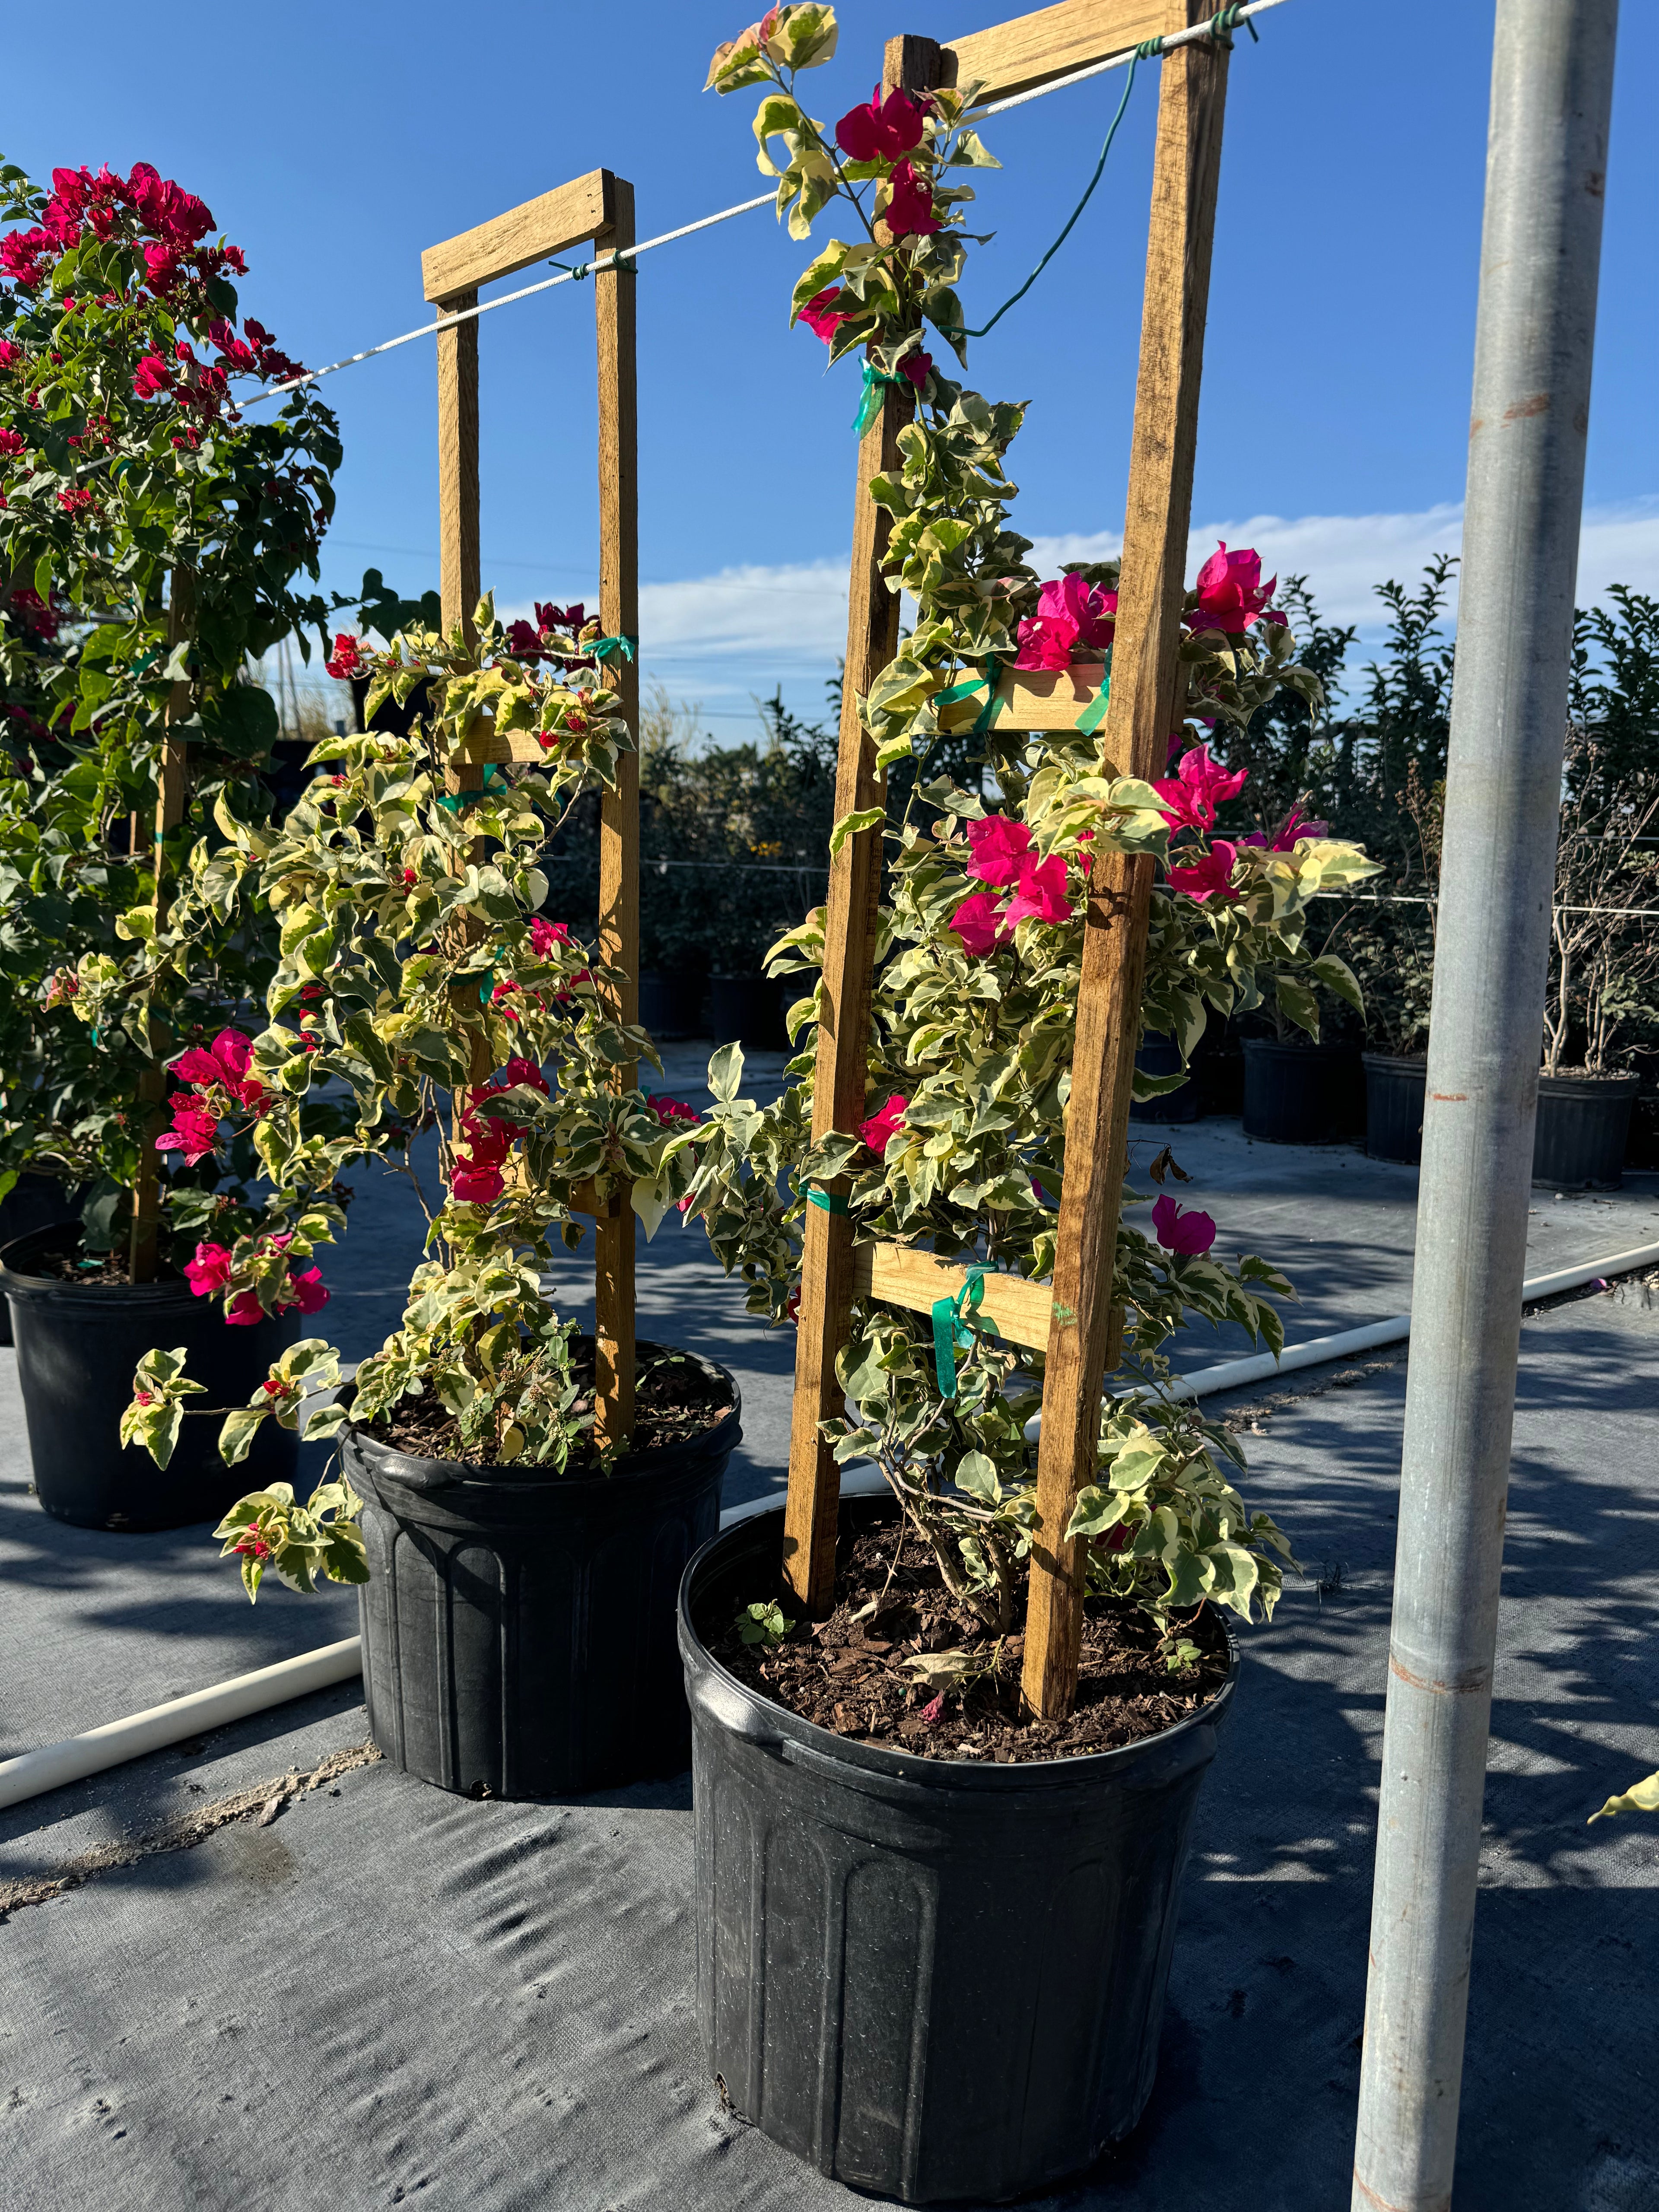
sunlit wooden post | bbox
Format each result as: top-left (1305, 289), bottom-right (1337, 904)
top-left (421, 170), bottom-right (640, 1447)
top-left (782, 31), bottom-right (944, 1618)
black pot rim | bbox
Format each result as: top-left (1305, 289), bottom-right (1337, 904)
top-left (1361, 1051), bottom-right (1427, 1072)
top-left (1, 1221), bottom-right (199, 1310)
top-left (1240, 1037), bottom-right (1356, 1060)
top-left (679, 1501), bottom-right (1238, 1793)
top-left (344, 1337), bottom-right (742, 1498)
top-left (1536, 1069), bottom-right (1640, 1095)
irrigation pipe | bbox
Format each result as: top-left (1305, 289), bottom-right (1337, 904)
top-left (6, 1232), bottom-right (1654, 1816)
top-left (0, 1637), bottom-right (362, 1814)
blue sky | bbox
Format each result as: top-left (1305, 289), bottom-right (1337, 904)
top-left (7, 1), bottom-right (1656, 733)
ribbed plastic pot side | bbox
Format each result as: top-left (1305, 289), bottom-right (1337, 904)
top-left (349, 1342), bottom-right (741, 1800)
top-left (677, 1500), bottom-right (1237, 2205)
top-left (0, 1221), bottom-right (300, 1530)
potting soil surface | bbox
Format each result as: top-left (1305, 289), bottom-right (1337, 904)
top-left (3, 1077), bottom-right (1657, 2209)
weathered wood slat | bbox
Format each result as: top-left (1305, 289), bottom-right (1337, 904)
top-left (593, 178), bottom-right (639, 1452)
top-left (784, 32), bottom-right (945, 1621)
top-left (989, 661), bottom-right (1109, 733)
top-left (942, 0), bottom-right (1185, 105)
top-left (855, 1242), bottom-right (1055, 1351)
top-left (1022, 8), bottom-right (1230, 1723)
top-left (422, 171), bottom-right (613, 303)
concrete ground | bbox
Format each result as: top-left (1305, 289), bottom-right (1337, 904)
top-left (2, 1087), bottom-right (1656, 2210)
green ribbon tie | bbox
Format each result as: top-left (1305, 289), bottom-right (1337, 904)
top-left (586, 634), bottom-right (637, 665)
top-left (933, 1265), bottom-right (995, 1400)
top-left (806, 1186), bottom-right (850, 1216)
top-left (1075, 646), bottom-right (1112, 737)
top-left (437, 766), bottom-right (511, 813)
top-left (934, 656), bottom-right (1006, 738)
top-left (852, 359), bottom-right (906, 436)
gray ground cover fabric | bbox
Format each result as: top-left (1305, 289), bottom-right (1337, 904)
top-left (2, 1097), bottom-right (1656, 2208)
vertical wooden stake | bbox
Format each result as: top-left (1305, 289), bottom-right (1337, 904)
top-left (782, 33), bottom-right (942, 1616)
top-left (129, 572), bottom-right (193, 1285)
top-left (594, 178), bottom-right (640, 1452)
top-left (435, 292), bottom-right (492, 1112)
top-left (1021, 13), bottom-right (1230, 1722)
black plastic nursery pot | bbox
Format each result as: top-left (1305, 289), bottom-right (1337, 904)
top-left (0, 1222), bottom-right (301, 1531)
top-left (638, 967), bottom-right (702, 1042)
top-left (679, 1501), bottom-right (1237, 2205)
top-left (1127, 1033), bottom-right (1198, 1125)
top-left (1362, 1052), bottom-right (1427, 1165)
top-left (1532, 1070), bottom-right (1639, 1190)
top-left (0, 1173), bottom-right (80, 1348)
top-left (1241, 1037), bottom-right (1363, 1145)
top-left (708, 972), bottom-right (788, 1052)
top-left (347, 1341), bottom-right (741, 1800)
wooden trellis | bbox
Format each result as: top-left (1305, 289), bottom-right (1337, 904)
top-left (421, 169), bottom-right (641, 1451)
top-left (785, 0), bottom-right (1233, 1724)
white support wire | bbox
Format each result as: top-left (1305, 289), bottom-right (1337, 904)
top-left (967, 0), bottom-right (1290, 118)
top-left (226, 0), bottom-right (1292, 417)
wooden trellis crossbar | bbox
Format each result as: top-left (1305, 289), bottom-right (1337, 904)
top-left (423, 168), bottom-right (641, 1451)
top-left (853, 1244), bottom-right (1055, 1352)
top-left (785, 0), bottom-right (1235, 1731)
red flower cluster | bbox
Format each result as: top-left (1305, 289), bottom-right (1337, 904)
top-left (858, 1093), bottom-right (907, 1155)
top-left (647, 1095), bottom-right (701, 1128)
top-left (1014, 573), bottom-right (1116, 671)
top-left (1186, 544), bottom-right (1283, 636)
top-left (836, 86), bottom-right (927, 164)
top-left (325, 632), bottom-right (364, 679)
top-left (453, 1058), bottom-right (553, 1204)
top-left (948, 814), bottom-right (1076, 955)
top-left (505, 601), bottom-right (590, 662)
top-left (154, 1029), bottom-right (267, 1164)
top-left (0, 426), bottom-right (25, 457)
top-left (185, 1234), bottom-right (329, 1325)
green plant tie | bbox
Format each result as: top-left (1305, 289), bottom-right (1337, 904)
top-left (932, 1265), bottom-right (992, 1399)
top-left (436, 766), bottom-right (511, 813)
top-left (852, 359), bottom-right (907, 435)
top-left (806, 1185), bottom-right (850, 1215)
top-left (1075, 646), bottom-right (1112, 737)
top-left (932, 10), bottom-right (1257, 353)
top-left (934, 656), bottom-right (1006, 737)
top-left (585, 633), bottom-right (637, 665)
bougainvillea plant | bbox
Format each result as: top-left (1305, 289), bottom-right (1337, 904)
top-left (123, 599), bottom-right (709, 1598)
top-left (0, 154), bottom-right (351, 1273)
top-left (682, 10), bottom-right (1382, 1673)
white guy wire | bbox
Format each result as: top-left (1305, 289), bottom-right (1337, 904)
top-left (226, 0), bottom-right (1295, 414)
top-left (966, 0), bottom-right (1291, 119)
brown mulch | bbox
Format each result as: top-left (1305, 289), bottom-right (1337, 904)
top-left (371, 1344), bottom-right (733, 1471)
top-left (707, 1519), bottom-right (1230, 1765)
top-left (29, 1249), bottom-right (164, 1287)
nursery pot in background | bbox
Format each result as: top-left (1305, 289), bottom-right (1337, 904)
top-left (679, 1501), bottom-right (1237, 2205)
top-left (0, 1222), bottom-right (301, 1531)
top-left (348, 1342), bottom-right (741, 1799)
top-left (1241, 1038), bottom-right (1363, 1145)
top-left (0, 1173), bottom-right (80, 1348)
top-left (707, 973), bottom-right (787, 1053)
top-left (638, 968), bottom-right (703, 1042)
top-left (1362, 1052), bottom-right (1427, 1165)
top-left (1532, 1070), bottom-right (1639, 1191)
top-left (1128, 1033), bottom-right (1198, 1125)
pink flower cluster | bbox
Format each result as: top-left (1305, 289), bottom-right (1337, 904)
top-left (858, 1093), bottom-right (908, 1155)
top-left (1154, 743), bottom-right (1248, 836)
top-left (1150, 1195), bottom-right (1216, 1256)
top-left (325, 632), bottom-right (364, 680)
top-left (1240, 803), bottom-right (1328, 852)
top-left (1014, 572), bottom-right (1116, 671)
top-left (647, 1096), bottom-right (701, 1128)
top-left (2, 162), bottom-right (229, 297)
top-left (155, 1030), bottom-right (267, 1164)
top-left (453, 1058), bottom-right (552, 1204)
top-left (1185, 544), bottom-right (1284, 636)
top-left (185, 1233), bottom-right (329, 1326)
top-left (948, 814), bottom-right (1074, 955)
top-left (505, 601), bottom-right (590, 661)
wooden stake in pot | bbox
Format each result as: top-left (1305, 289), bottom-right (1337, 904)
top-left (1022, 11), bottom-right (1230, 1723)
top-left (782, 32), bottom-right (943, 1618)
top-left (422, 171), bottom-right (641, 1449)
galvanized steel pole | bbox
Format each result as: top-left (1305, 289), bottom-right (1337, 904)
top-left (1351, 6), bottom-right (1619, 2209)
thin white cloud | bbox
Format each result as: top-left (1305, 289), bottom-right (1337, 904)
top-left (479, 500), bottom-right (1659, 724)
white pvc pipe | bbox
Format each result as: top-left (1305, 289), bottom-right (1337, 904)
top-left (0, 1636), bottom-right (363, 1813)
top-left (9, 1236), bottom-right (1654, 1815)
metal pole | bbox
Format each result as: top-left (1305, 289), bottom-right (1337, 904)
top-left (1351, 6), bottom-right (1619, 2209)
